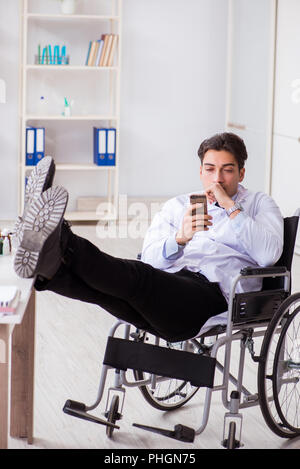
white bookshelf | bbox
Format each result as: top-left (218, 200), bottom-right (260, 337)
top-left (25, 115), bottom-right (118, 120)
top-left (26, 65), bottom-right (118, 70)
top-left (26, 14), bottom-right (120, 20)
top-left (19, 0), bottom-right (122, 221)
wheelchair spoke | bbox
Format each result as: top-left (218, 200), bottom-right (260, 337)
top-left (258, 293), bottom-right (300, 438)
top-left (272, 299), bottom-right (300, 434)
top-left (133, 332), bottom-right (199, 410)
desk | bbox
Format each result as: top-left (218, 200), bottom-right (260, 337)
top-left (0, 254), bottom-right (35, 449)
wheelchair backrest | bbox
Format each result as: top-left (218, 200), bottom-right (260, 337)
top-left (262, 215), bottom-right (299, 291)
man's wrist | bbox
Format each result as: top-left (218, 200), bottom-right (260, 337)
top-left (175, 232), bottom-right (188, 246)
top-left (226, 202), bottom-right (243, 219)
top-left (221, 199), bottom-right (235, 211)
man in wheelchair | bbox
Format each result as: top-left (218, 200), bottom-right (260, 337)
top-left (13, 132), bottom-right (284, 343)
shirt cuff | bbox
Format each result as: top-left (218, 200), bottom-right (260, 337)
top-left (230, 210), bottom-right (247, 232)
top-left (163, 234), bottom-right (185, 260)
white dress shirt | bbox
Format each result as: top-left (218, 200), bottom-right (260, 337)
top-left (141, 184), bottom-right (283, 335)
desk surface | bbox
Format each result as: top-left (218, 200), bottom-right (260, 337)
top-left (0, 254), bottom-right (34, 325)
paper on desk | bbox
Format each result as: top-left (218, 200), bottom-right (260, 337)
top-left (0, 285), bottom-right (20, 315)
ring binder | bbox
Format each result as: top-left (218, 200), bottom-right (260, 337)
top-left (93, 127), bottom-right (107, 165)
top-left (26, 127), bottom-right (35, 166)
top-left (35, 127), bottom-right (45, 165)
top-left (106, 128), bottom-right (116, 166)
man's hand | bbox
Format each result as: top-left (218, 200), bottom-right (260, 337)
top-left (176, 203), bottom-right (213, 245)
top-left (205, 183), bottom-right (234, 210)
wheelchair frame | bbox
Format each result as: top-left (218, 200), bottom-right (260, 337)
top-left (63, 264), bottom-right (300, 448)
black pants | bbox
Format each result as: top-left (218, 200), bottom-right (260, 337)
top-left (35, 230), bottom-right (227, 342)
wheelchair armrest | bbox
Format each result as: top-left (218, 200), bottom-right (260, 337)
top-left (240, 265), bottom-right (287, 276)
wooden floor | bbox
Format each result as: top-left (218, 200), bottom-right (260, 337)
top-left (6, 222), bottom-right (300, 450)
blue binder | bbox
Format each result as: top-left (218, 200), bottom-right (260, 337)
top-left (34, 127), bottom-right (45, 164)
top-left (93, 127), bottom-right (107, 165)
top-left (26, 127), bottom-right (35, 166)
top-left (106, 128), bottom-right (116, 166)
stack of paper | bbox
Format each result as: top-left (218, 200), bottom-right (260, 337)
top-left (0, 286), bottom-right (20, 315)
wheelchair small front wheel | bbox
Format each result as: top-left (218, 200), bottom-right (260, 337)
top-left (106, 395), bottom-right (120, 439)
top-left (226, 422), bottom-right (237, 449)
top-left (258, 292), bottom-right (300, 439)
top-left (133, 333), bottom-right (199, 411)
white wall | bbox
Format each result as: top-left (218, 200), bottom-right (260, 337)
top-left (119, 0), bottom-right (228, 197)
top-left (0, 0), bottom-right (228, 219)
top-left (0, 1), bottom-right (20, 220)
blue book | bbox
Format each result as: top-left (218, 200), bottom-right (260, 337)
top-left (54, 45), bottom-right (59, 65)
top-left (34, 127), bottom-right (45, 165)
top-left (26, 127), bottom-right (35, 166)
top-left (95, 39), bottom-right (104, 66)
top-left (93, 127), bottom-right (107, 165)
top-left (85, 41), bottom-right (92, 65)
top-left (106, 128), bottom-right (116, 166)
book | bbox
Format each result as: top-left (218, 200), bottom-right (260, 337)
top-left (99, 34), bottom-right (110, 66)
top-left (95, 39), bottom-right (104, 66)
top-left (85, 34), bottom-right (118, 67)
top-left (102, 34), bottom-right (113, 66)
top-left (107, 34), bottom-right (118, 66)
top-left (85, 40), bottom-right (92, 65)
top-left (92, 41), bottom-right (100, 66)
top-left (87, 41), bottom-right (97, 66)
top-left (0, 286), bottom-right (20, 315)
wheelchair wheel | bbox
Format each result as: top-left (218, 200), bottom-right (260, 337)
top-left (258, 292), bottom-right (300, 438)
top-left (226, 422), bottom-right (237, 449)
top-left (273, 300), bottom-right (300, 434)
top-left (106, 395), bottom-right (120, 439)
top-left (133, 333), bottom-right (199, 411)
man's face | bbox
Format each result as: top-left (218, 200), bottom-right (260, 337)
top-left (199, 149), bottom-right (245, 198)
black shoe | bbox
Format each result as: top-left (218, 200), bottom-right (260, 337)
top-left (14, 156), bottom-right (56, 246)
top-left (14, 186), bottom-right (68, 279)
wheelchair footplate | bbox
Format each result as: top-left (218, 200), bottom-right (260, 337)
top-left (132, 422), bottom-right (195, 443)
top-left (63, 399), bottom-right (120, 430)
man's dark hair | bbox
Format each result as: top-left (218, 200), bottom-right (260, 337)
top-left (197, 132), bottom-right (248, 170)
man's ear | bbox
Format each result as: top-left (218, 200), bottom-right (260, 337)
top-left (239, 167), bottom-right (245, 182)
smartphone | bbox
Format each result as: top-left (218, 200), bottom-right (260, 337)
top-left (190, 194), bottom-right (207, 216)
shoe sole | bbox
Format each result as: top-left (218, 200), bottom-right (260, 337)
top-left (14, 186), bottom-right (68, 278)
top-left (13, 157), bottom-right (56, 246)
top-left (25, 156), bottom-right (55, 206)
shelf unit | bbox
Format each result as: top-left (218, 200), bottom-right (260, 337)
top-left (19, 0), bottom-right (122, 221)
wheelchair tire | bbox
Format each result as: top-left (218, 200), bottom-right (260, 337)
top-left (133, 333), bottom-right (199, 411)
top-left (226, 422), bottom-right (237, 449)
top-left (106, 395), bottom-right (120, 439)
top-left (272, 300), bottom-right (300, 435)
top-left (258, 292), bottom-right (300, 439)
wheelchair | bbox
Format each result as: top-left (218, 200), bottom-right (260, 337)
top-left (63, 214), bottom-right (300, 449)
